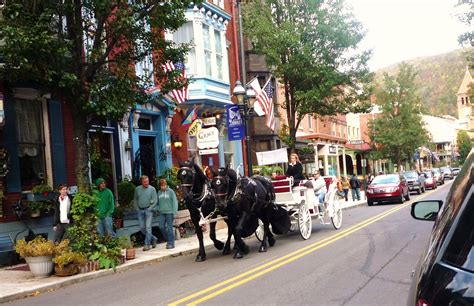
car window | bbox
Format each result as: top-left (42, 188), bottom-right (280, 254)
top-left (371, 175), bottom-right (398, 185)
top-left (442, 189), bottom-right (474, 272)
top-left (404, 172), bottom-right (417, 178)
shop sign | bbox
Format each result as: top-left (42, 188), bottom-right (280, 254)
top-left (202, 117), bottom-right (216, 126)
top-left (328, 145), bottom-right (337, 155)
top-left (188, 119), bottom-right (202, 137)
top-left (347, 139), bottom-right (364, 145)
top-left (226, 105), bottom-right (245, 141)
top-left (199, 148), bottom-right (218, 155)
top-left (197, 127), bottom-right (219, 149)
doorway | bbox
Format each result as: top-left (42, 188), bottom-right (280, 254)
top-left (139, 136), bottom-right (156, 179)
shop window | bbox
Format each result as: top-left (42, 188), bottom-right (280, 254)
top-left (15, 99), bottom-right (46, 190)
top-left (257, 140), bottom-right (271, 152)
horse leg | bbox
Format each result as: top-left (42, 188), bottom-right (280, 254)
top-left (222, 219), bottom-right (233, 255)
top-left (259, 217), bottom-right (269, 253)
top-left (209, 221), bottom-right (224, 250)
top-left (233, 212), bottom-right (249, 259)
top-left (268, 229), bottom-right (276, 247)
top-left (191, 213), bottom-right (206, 262)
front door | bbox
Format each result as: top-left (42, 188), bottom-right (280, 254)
top-left (139, 136), bottom-right (156, 179)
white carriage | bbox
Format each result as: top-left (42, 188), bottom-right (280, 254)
top-left (255, 177), bottom-right (343, 240)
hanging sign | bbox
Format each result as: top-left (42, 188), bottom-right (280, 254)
top-left (202, 117), bottom-right (216, 126)
top-left (188, 119), bottom-right (202, 137)
top-left (226, 105), bottom-right (245, 141)
top-left (199, 148), bottom-right (218, 155)
top-left (197, 127), bottom-right (219, 149)
top-left (328, 145), bottom-right (337, 155)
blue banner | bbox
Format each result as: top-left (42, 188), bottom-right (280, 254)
top-left (226, 105), bottom-right (245, 141)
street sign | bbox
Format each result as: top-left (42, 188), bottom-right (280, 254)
top-left (199, 148), bottom-right (218, 155)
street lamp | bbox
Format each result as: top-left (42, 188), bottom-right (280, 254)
top-left (233, 80), bottom-right (256, 176)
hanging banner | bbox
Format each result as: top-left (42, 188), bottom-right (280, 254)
top-left (226, 105), bottom-right (245, 141)
top-left (188, 119), bottom-right (202, 137)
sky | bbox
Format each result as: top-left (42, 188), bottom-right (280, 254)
top-left (345, 0), bottom-right (471, 71)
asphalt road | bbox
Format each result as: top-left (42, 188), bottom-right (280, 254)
top-left (8, 181), bottom-right (453, 306)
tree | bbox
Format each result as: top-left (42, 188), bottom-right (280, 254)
top-left (456, 130), bottom-right (472, 164)
top-left (0, 0), bottom-right (196, 191)
top-left (369, 63), bottom-right (429, 168)
top-left (243, 0), bottom-right (373, 152)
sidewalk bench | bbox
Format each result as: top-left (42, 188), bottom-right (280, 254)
top-left (0, 234), bottom-right (14, 266)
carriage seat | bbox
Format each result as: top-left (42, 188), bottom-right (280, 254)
top-left (271, 178), bottom-right (300, 205)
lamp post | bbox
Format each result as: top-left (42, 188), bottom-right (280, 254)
top-left (233, 80), bottom-right (256, 176)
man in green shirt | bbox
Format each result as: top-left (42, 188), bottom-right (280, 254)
top-left (134, 175), bottom-right (158, 251)
top-left (95, 178), bottom-right (116, 237)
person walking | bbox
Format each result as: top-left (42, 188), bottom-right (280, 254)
top-left (342, 176), bottom-right (350, 201)
top-left (349, 174), bottom-right (361, 201)
top-left (96, 178), bottom-right (116, 237)
top-left (134, 175), bottom-right (158, 251)
top-left (157, 179), bottom-right (178, 249)
top-left (52, 184), bottom-right (74, 242)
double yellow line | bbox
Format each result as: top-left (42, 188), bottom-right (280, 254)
top-left (168, 201), bottom-right (413, 306)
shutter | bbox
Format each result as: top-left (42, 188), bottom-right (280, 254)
top-left (48, 100), bottom-right (67, 185)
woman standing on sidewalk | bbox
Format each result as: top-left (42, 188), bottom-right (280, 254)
top-left (53, 184), bottom-right (74, 242)
top-left (157, 179), bottom-right (178, 249)
top-left (341, 177), bottom-right (350, 201)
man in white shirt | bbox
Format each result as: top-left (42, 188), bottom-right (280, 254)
top-left (311, 171), bottom-right (327, 204)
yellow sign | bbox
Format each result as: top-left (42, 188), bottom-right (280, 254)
top-left (188, 119), bottom-right (202, 136)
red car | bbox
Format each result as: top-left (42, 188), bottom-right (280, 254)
top-left (366, 174), bottom-right (410, 206)
top-left (422, 170), bottom-right (438, 190)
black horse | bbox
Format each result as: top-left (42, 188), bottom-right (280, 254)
top-left (210, 167), bottom-right (290, 258)
top-left (176, 159), bottom-right (232, 262)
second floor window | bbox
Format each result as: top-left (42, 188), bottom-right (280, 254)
top-left (174, 21), bottom-right (196, 75)
top-left (215, 29), bottom-right (223, 80)
top-left (203, 24), bottom-right (212, 76)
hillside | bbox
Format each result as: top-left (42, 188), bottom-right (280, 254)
top-left (376, 48), bottom-right (472, 118)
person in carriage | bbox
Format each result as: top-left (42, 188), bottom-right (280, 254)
top-left (285, 153), bottom-right (305, 186)
top-left (311, 170), bottom-right (327, 205)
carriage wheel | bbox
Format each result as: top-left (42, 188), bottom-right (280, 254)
top-left (298, 204), bottom-right (312, 240)
top-left (330, 197), bottom-right (343, 230)
top-left (255, 219), bottom-right (265, 242)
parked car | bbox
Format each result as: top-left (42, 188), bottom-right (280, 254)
top-left (403, 170), bottom-right (426, 194)
top-left (451, 167), bottom-right (461, 176)
top-left (431, 168), bottom-right (444, 185)
top-left (422, 170), bottom-right (437, 190)
top-left (440, 166), bottom-right (454, 180)
top-left (407, 150), bottom-right (473, 305)
top-left (366, 174), bottom-right (410, 206)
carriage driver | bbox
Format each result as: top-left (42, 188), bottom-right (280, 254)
top-left (311, 171), bottom-right (326, 205)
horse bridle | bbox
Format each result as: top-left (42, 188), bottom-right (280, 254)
top-left (178, 166), bottom-right (210, 203)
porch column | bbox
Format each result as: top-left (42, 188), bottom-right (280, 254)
top-left (336, 145), bottom-right (340, 176)
top-left (342, 147), bottom-right (347, 177)
top-left (324, 145), bottom-right (329, 176)
top-left (313, 144), bottom-right (318, 174)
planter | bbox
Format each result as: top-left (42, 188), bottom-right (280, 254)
top-left (54, 263), bottom-right (79, 277)
top-left (125, 248), bottom-right (135, 260)
top-left (25, 256), bottom-right (53, 278)
top-left (79, 260), bottom-right (100, 274)
top-left (30, 210), bottom-right (41, 218)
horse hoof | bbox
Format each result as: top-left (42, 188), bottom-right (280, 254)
top-left (214, 241), bottom-right (224, 250)
top-left (268, 237), bottom-right (276, 247)
top-left (222, 248), bottom-right (231, 255)
top-left (195, 255), bottom-right (206, 262)
top-left (233, 252), bottom-right (244, 259)
top-left (243, 245), bottom-right (250, 255)
top-left (259, 246), bottom-right (268, 253)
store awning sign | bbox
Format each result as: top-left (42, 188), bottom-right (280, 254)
top-left (226, 105), bottom-right (245, 141)
top-left (197, 127), bottom-right (219, 149)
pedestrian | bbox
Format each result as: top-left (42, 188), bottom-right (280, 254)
top-left (342, 176), bottom-right (350, 201)
top-left (134, 175), bottom-right (158, 251)
top-left (95, 178), bottom-right (116, 237)
top-left (52, 184), bottom-right (74, 242)
top-left (349, 174), bottom-right (361, 201)
top-left (285, 153), bottom-right (305, 186)
top-left (157, 179), bottom-right (178, 249)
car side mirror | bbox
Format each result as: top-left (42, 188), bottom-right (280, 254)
top-left (411, 200), bottom-right (443, 221)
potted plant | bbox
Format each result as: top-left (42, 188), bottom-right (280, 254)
top-left (53, 251), bottom-right (87, 276)
top-left (117, 236), bottom-right (135, 260)
top-left (89, 237), bottom-right (122, 270)
top-left (15, 237), bottom-right (68, 278)
top-left (27, 201), bottom-right (54, 218)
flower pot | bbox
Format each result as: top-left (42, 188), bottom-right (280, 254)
top-left (125, 248), bottom-right (135, 260)
top-left (54, 263), bottom-right (79, 277)
top-left (25, 256), bottom-right (53, 278)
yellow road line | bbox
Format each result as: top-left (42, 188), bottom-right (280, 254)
top-left (169, 201), bottom-right (414, 306)
top-left (187, 202), bottom-right (412, 305)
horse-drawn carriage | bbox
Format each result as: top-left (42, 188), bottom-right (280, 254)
top-left (255, 177), bottom-right (343, 241)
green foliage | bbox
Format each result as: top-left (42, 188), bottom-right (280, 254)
top-left (456, 130), bottom-right (472, 164)
top-left (31, 182), bottom-right (53, 194)
top-left (243, 0), bottom-right (373, 151)
top-left (89, 237), bottom-right (122, 271)
top-left (115, 178), bottom-right (137, 218)
top-left (70, 192), bottom-right (99, 218)
top-left (116, 236), bottom-right (134, 249)
top-left (370, 63), bottom-right (430, 166)
top-left (68, 192), bottom-right (99, 255)
top-left (53, 251), bottom-right (87, 270)
top-left (155, 167), bottom-right (180, 190)
top-left (15, 237), bottom-right (68, 258)
top-left (27, 201), bottom-right (53, 213)
top-left (253, 165), bottom-right (284, 177)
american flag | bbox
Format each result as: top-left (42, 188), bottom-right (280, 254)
top-left (256, 80), bottom-right (275, 131)
top-left (162, 61), bottom-right (188, 104)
